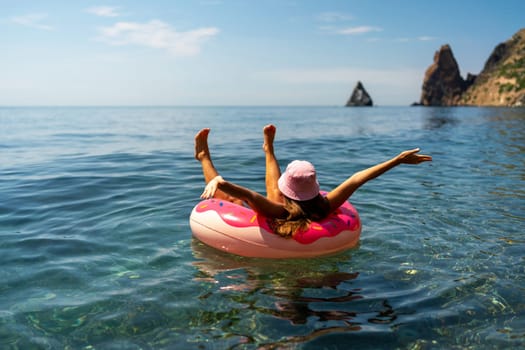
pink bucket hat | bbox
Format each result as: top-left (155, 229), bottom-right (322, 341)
top-left (278, 160), bottom-right (320, 201)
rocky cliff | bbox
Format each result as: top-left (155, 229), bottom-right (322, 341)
top-left (419, 28), bottom-right (525, 107)
top-left (419, 44), bottom-right (469, 106)
top-left (461, 28), bottom-right (525, 106)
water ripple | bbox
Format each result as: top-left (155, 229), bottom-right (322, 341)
top-left (0, 107), bottom-right (524, 349)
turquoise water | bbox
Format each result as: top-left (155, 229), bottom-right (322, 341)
top-left (0, 106), bottom-right (523, 349)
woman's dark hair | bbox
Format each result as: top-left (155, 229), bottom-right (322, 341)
top-left (271, 194), bottom-right (330, 238)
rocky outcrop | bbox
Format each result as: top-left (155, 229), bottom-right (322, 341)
top-left (419, 45), bottom-right (471, 106)
top-left (418, 28), bottom-right (525, 107)
top-left (461, 28), bottom-right (525, 106)
top-left (345, 81), bottom-right (373, 107)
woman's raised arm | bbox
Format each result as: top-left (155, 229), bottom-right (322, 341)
top-left (325, 148), bottom-right (432, 211)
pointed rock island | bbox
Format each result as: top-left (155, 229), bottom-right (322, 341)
top-left (345, 81), bottom-right (373, 107)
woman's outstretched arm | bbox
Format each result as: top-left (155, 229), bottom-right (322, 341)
top-left (325, 148), bottom-right (432, 212)
top-left (201, 175), bottom-right (288, 219)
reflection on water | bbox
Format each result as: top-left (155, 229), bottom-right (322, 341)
top-left (191, 241), bottom-right (411, 348)
top-left (420, 107), bottom-right (460, 130)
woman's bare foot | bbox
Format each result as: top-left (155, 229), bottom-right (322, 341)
top-left (194, 127), bottom-right (244, 205)
top-left (263, 124), bottom-right (276, 153)
top-left (195, 128), bottom-right (211, 161)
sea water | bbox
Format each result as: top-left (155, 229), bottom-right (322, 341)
top-left (0, 106), bottom-right (523, 349)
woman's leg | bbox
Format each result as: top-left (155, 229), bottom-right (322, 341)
top-left (263, 125), bottom-right (284, 203)
top-left (195, 128), bottom-right (243, 204)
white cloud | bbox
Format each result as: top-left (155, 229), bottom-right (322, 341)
top-left (317, 12), bottom-right (353, 23)
top-left (200, 0), bottom-right (223, 5)
top-left (86, 6), bottom-right (122, 17)
top-left (394, 36), bottom-right (437, 43)
top-left (11, 13), bottom-right (53, 31)
top-left (337, 26), bottom-right (382, 35)
top-left (96, 20), bottom-right (219, 56)
top-left (417, 36), bottom-right (437, 41)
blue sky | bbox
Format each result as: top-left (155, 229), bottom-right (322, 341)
top-left (2, 0), bottom-right (523, 106)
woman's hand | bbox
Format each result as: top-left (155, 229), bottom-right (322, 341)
top-left (396, 148), bottom-right (432, 164)
top-left (201, 175), bottom-right (224, 199)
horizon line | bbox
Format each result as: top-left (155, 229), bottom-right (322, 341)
top-left (0, 104), bottom-right (417, 108)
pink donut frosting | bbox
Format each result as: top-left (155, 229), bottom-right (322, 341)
top-left (194, 197), bottom-right (360, 244)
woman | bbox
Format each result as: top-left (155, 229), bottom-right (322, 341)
top-left (195, 124), bottom-right (431, 237)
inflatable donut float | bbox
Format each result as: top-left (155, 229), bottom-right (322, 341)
top-left (190, 195), bottom-right (361, 259)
